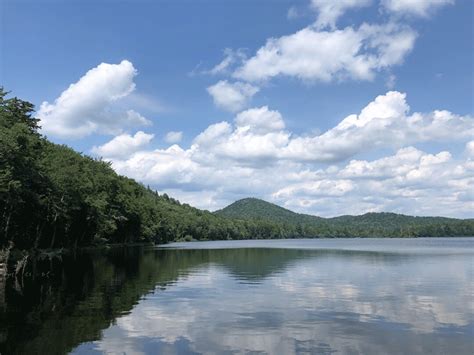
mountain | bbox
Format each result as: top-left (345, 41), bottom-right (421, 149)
top-left (215, 198), bottom-right (474, 238)
top-left (215, 197), bottom-right (323, 225)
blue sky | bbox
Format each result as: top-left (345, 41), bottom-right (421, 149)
top-left (2, 0), bottom-right (473, 217)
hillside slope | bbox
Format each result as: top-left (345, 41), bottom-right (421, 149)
top-left (215, 198), bottom-right (474, 238)
top-left (215, 198), bottom-right (324, 225)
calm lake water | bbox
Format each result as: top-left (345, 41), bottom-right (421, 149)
top-left (0, 238), bottom-right (473, 354)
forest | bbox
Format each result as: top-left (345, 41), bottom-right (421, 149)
top-left (1, 89), bottom-right (473, 252)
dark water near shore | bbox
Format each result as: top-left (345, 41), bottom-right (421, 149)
top-left (0, 238), bottom-right (473, 354)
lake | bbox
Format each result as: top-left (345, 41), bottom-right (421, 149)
top-left (0, 238), bottom-right (473, 354)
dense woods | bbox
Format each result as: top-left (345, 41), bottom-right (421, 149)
top-left (1, 89), bottom-right (473, 252)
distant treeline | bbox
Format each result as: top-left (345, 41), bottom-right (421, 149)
top-left (215, 198), bottom-right (474, 238)
top-left (1, 89), bottom-right (473, 251)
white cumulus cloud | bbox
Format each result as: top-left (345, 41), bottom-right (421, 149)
top-left (234, 106), bottom-right (285, 134)
top-left (233, 23), bottom-right (417, 83)
top-left (38, 60), bottom-right (151, 138)
top-left (207, 80), bottom-right (259, 112)
top-left (91, 131), bottom-right (154, 159)
top-left (281, 91), bottom-right (473, 162)
top-left (190, 91), bottom-right (473, 165)
top-left (95, 92), bottom-right (474, 217)
top-left (274, 146), bottom-right (474, 217)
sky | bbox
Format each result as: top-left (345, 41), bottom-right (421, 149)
top-left (1, 0), bottom-right (473, 217)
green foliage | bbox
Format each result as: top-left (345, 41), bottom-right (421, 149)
top-left (0, 89), bottom-right (472, 250)
top-left (215, 198), bottom-right (474, 238)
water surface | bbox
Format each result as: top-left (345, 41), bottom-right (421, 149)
top-left (1, 238), bottom-right (473, 354)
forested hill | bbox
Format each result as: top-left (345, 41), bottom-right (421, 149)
top-left (0, 89), bottom-right (269, 250)
top-left (215, 198), bottom-right (324, 224)
top-left (1, 89), bottom-right (473, 251)
top-left (215, 198), bottom-right (474, 238)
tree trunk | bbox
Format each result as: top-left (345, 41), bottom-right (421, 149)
top-left (34, 222), bottom-right (44, 249)
top-left (49, 194), bottom-right (65, 249)
top-left (4, 208), bottom-right (12, 242)
top-left (49, 213), bottom-right (59, 249)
